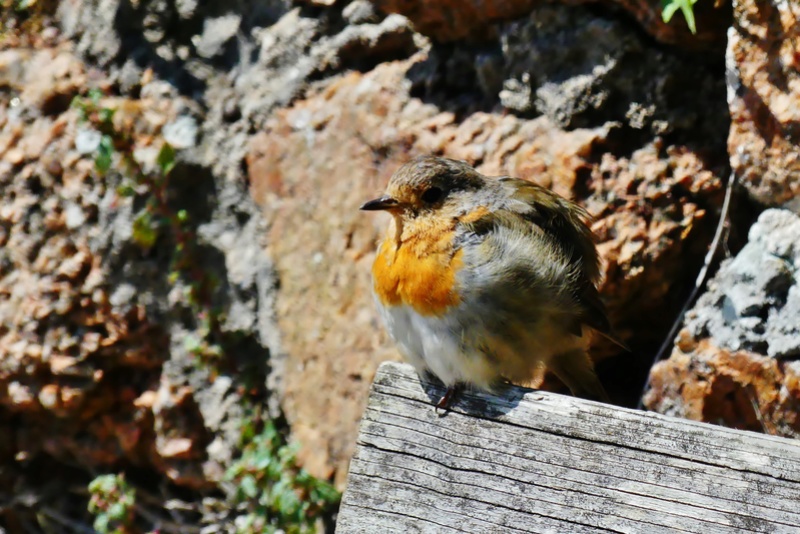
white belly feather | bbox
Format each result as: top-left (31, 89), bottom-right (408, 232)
top-left (376, 298), bottom-right (497, 390)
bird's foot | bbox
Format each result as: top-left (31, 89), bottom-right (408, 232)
top-left (435, 384), bottom-right (464, 413)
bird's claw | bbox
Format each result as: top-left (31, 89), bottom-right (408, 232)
top-left (435, 384), bottom-right (464, 413)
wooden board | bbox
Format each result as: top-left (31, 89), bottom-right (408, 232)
top-left (337, 362), bottom-right (800, 533)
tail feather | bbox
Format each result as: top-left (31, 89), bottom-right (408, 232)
top-left (548, 348), bottom-right (610, 403)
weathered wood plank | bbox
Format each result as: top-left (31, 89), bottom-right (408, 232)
top-left (337, 362), bottom-right (800, 533)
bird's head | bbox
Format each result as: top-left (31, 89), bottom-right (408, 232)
top-left (361, 156), bottom-right (488, 223)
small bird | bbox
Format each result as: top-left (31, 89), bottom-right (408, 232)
top-left (361, 156), bottom-right (624, 409)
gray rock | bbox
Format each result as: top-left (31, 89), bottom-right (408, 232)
top-left (163, 115), bottom-right (199, 148)
top-left (193, 14), bottom-right (242, 59)
top-left (203, 8), bottom-right (417, 181)
top-left (684, 209), bottom-right (800, 358)
top-left (342, 0), bottom-right (380, 24)
top-left (175, 0), bottom-right (200, 20)
top-left (58, 0), bottom-right (121, 65)
top-left (768, 286), bottom-right (800, 359)
top-left (74, 127), bottom-right (102, 154)
top-left (498, 4), bottom-right (725, 138)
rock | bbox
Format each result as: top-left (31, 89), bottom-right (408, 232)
top-left (195, 4), bottom-right (419, 188)
top-left (645, 209), bottom-right (800, 434)
top-left (373, 0), bottom-right (730, 50)
top-left (58, 0), bottom-right (122, 65)
top-left (644, 337), bottom-right (800, 437)
top-left (726, 0), bottom-right (800, 207)
top-left (74, 127), bottom-right (103, 154)
top-left (0, 44), bottom-right (271, 498)
top-left (0, 47), bottom-right (86, 113)
top-left (193, 14), bottom-right (242, 59)
top-left (498, 4), bottom-right (724, 136)
top-left (768, 286), bottom-right (800, 359)
top-left (343, 0), bottom-right (381, 25)
top-left (2, 0), bottom-right (419, 525)
top-left (2, 0), bottom-right (770, 527)
top-left (162, 115), bottom-right (199, 148)
top-left (679, 209), bottom-right (800, 357)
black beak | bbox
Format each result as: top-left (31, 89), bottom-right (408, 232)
top-left (360, 195), bottom-right (400, 211)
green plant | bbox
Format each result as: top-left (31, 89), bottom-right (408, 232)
top-left (88, 474), bottom-right (137, 534)
top-left (226, 418), bottom-right (341, 533)
top-left (662, 0), bottom-right (699, 34)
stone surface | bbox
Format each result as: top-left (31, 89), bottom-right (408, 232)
top-left (683, 209), bottom-right (800, 359)
top-left (373, 0), bottom-right (730, 50)
top-left (645, 338), bottom-right (800, 438)
top-left (726, 0), bottom-right (800, 208)
top-left (247, 8), bottom-right (728, 479)
top-left (498, 4), bottom-right (723, 136)
top-left (645, 209), bottom-right (800, 435)
top-left (0, 43), bottom-right (275, 528)
top-left (0, 46), bottom-right (229, 490)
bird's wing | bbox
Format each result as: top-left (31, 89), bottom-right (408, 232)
top-left (496, 177), bottom-right (600, 282)
top-left (460, 177), bottom-right (626, 348)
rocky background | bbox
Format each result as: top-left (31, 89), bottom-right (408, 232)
top-left (0, 0), bottom-right (798, 531)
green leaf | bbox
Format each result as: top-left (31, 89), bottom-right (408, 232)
top-left (95, 135), bottom-right (114, 173)
top-left (681, 1), bottom-right (698, 34)
top-left (71, 96), bottom-right (89, 121)
top-left (157, 142), bottom-right (176, 175)
top-left (116, 183), bottom-right (136, 197)
top-left (89, 474), bottom-right (117, 495)
top-left (16, 0), bottom-right (35, 11)
top-left (132, 211), bottom-right (159, 249)
top-left (93, 513), bottom-right (110, 534)
top-left (311, 481), bottom-right (340, 504)
top-left (184, 334), bottom-right (202, 354)
top-left (240, 474), bottom-right (259, 499)
top-left (88, 88), bottom-right (103, 105)
top-left (98, 107), bottom-right (116, 124)
top-left (241, 420), bottom-right (257, 443)
top-left (276, 485), bottom-right (301, 517)
top-left (107, 501), bottom-right (127, 521)
top-left (661, 0), bottom-right (698, 34)
top-left (255, 453), bottom-right (273, 471)
top-left (225, 463), bottom-right (243, 480)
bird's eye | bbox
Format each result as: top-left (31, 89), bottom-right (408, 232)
top-left (421, 187), bottom-right (444, 204)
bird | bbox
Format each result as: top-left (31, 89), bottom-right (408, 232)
top-left (361, 155), bottom-right (625, 409)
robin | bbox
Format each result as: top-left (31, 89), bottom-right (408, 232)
top-left (361, 155), bottom-right (625, 409)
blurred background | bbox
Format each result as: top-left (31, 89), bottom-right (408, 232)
top-left (1, 0), bottom-right (799, 531)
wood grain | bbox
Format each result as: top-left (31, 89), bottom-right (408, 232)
top-left (337, 362), bottom-right (800, 533)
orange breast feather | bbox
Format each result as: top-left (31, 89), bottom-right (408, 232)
top-left (372, 226), bottom-right (462, 317)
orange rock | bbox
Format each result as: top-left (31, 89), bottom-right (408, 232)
top-left (38, 384), bottom-right (60, 411)
top-left (645, 338), bottom-right (800, 436)
top-left (727, 0), bottom-right (800, 206)
top-left (4, 147), bottom-right (24, 165)
top-left (134, 390), bottom-right (158, 409)
top-left (49, 355), bottom-right (78, 374)
top-left (158, 437), bottom-right (194, 459)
